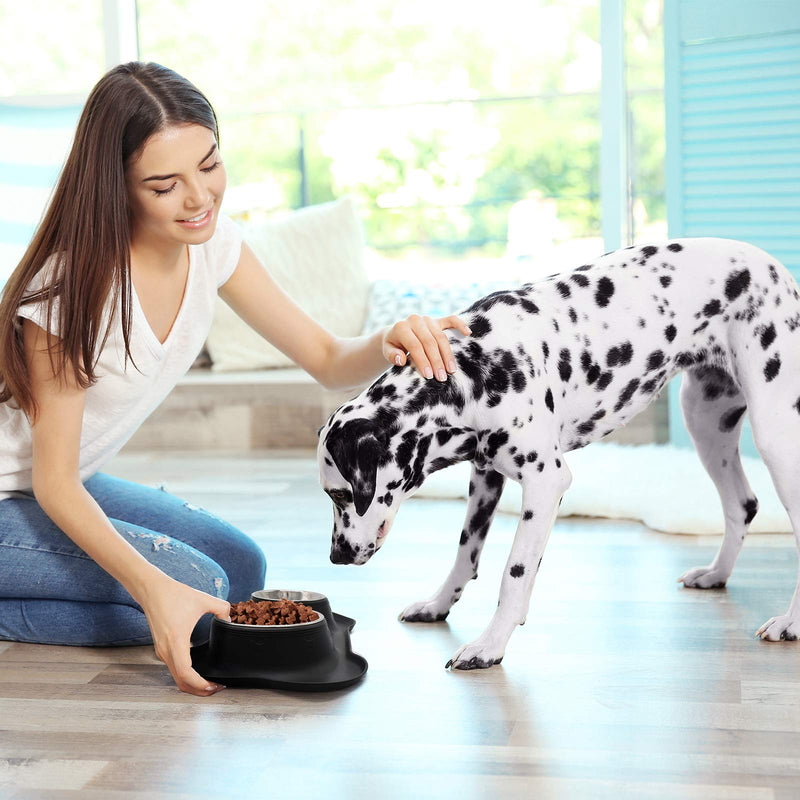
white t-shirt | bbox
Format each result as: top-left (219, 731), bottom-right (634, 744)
top-left (0, 213), bottom-right (244, 502)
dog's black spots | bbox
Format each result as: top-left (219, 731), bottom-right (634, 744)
top-left (395, 429), bottom-right (419, 473)
top-left (659, 275), bottom-right (672, 288)
top-left (417, 414), bottom-right (428, 428)
top-left (403, 433), bottom-right (433, 493)
top-left (575, 263), bottom-right (593, 272)
top-left (485, 430), bottom-right (510, 459)
top-left (514, 454), bottom-right (525, 468)
top-left (470, 547), bottom-right (479, 565)
top-left (640, 245), bottom-right (658, 260)
top-left (725, 269), bottom-right (751, 301)
top-left (768, 264), bottom-right (779, 284)
top-left (464, 289), bottom-right (518, 314)
top-left (781, 630), bottom-right (798, 641)
top-left (667, 242), bottom-right (683, 252)
top-left (429, 456), bottom-right (461, 474)
top-left (555, 281), bottom-right (571, 299)
top-left (520, 298), bottom-right (540, 314)
top-left (469, 314), bottom-right (492, 339)
top-left (719, 405), bottom-right (747, 432)
top-left (551, 318), bottom-right (560, 334)
top-left (744, 498), bottom-right (758, 525)
top-left (404, 372), bottom-right (466, 415)
top-left (569, 273), bottom-right (590, 287)
top-left (512, 370), bottom-right (527, 392)
top-left (614, 378), bottom-right (640, 412)
top-left (558, 348), bottom-right (572, 382)
top-left (536, 462), bottom-right (545, 472)
top-left (509, 563), bottom-right (525, 578)
top-left (526, 450), bottom-right (537, 463)
top-left (523, 510), bottom-right (533, 521)
top-left (386, 479), bottom-right (402, 491)
top-left (468, 481), bottom-right (475, 497)
top-left (646, 350), bottom-right (665, 372)
top-left (664, 324), bottom-right (677, 343)
top-left (541, 340), bottom-right (550, 361)
top-left (595, 277), bottom-right (615, 307)
top-left (577, 420), bottom-right (595, 435)
top-left (383, 492), bottom-right (393, 506)
top-left (596, 371), bottom-right (613, 391)
top-left (459, 529), bottom-right (469, 545)
top-left (544, 388), bottom-right (554, 412)
top-left (703, 299), bottom-right (723, 318)
top-left (372, 405), bottom-right (400, 434)
top-left (568, 307), bottom-right (578, 324)
top-left (693, 320), bottom-right (709, 335)
top-left (760, 322), bottom-right (777, 350)
top-left (324, 457), bottom-right (333, 467)
top-left (436, 429), bottom-right (454, 446)
top-left (555, 458), bottom-right (561, 468)
top-left (606, 341), bottom-right (633, 368)
top-left (484, 469), bottom-right (505, 491)
top-left (342, 512), bottom-right (350, 528)
top-left (367, 382), bottom-right (397, 404)
top-left (764, 354), bottom-right (781, 382)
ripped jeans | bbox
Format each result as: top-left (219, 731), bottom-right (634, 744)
top-left (0, 472), bottom-right (267, 647)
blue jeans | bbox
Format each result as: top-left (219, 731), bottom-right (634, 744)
top-left (0, 472), bottom-right (267, 647)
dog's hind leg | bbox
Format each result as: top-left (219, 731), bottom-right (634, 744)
top-left (447, 456), bottom-right (572, 669)
top-left (677, 365), bottom-right (758, 588)
top-left (745, 377), bottom-right (800, 641)
top-left (399, 464), bottom-right (506, 623)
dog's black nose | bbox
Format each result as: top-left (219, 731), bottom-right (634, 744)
top-left (330, 548), bottom-right (348, 564)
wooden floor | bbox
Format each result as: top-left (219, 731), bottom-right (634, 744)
top-left (3, 450), bottom-right (800, 799)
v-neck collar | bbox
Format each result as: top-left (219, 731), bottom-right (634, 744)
top-left (131, 245), bottom-right (193, 357)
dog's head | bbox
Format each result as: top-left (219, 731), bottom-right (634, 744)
top-left (317, 409), bottom-right (402, 565)
top-left (317, 365), bottom-right (476, 566)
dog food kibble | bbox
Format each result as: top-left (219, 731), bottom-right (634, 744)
top-left (228, 599), bottom-right (319, 625)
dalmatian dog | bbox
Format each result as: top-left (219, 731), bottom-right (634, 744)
top-left (317, 238), bottom-right (800, 670)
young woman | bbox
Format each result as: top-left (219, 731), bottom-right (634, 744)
top-left (0, 62), bottom-right (470, 697)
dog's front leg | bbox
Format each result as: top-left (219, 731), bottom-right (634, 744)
top-left (399, 465), bottom-right (506, 623)
top-left (446, 461), bottom-right (572, 669)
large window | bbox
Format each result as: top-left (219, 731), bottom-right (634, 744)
top-left (1, 1), bottom-right (666, 283)
top-left (137, 0), bottom-right (607, 280)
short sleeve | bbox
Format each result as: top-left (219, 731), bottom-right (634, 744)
top-left (15, 255), bottom-right (63, 337)
top-left (210, 213), bottom-right (245, 289)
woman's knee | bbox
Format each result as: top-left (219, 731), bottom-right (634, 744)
top-left (114, 521), bottom-right (230, 601)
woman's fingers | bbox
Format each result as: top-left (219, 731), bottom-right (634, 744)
top-left (168, 638), bottom-right (225, 696)
top-left (384, 313), bottom-right (472, 379)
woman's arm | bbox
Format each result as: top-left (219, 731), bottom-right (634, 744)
top-left (219, 242), bottom-right (471, 392)
top-left (24, 319), bottom-right (229, 696)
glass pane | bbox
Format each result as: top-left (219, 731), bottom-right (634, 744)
top-left (0, 1), bottom-right (104, 96)
top-left (138, 0), bottom-right (602, 279)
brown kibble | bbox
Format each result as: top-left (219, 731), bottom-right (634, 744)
top-left (227, 599), bottom-right (319, 625)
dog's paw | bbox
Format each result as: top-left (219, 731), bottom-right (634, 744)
top-left (678, 566), bottom-right (728, 589)
top-left (398, 600), bottom-right (450, 623)
top-left (755, 615), bottom-right (800, 642)
top-left (445, 641), bottom-right (504, 670)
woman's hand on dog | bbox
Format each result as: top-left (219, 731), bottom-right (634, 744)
top-left (383, 314), bottom-right (472, 381)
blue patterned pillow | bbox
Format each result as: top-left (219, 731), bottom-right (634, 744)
top-left (360, 279), bottom-right (513, 334)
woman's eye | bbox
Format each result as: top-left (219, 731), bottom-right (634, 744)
top-left (152, 163), bottom-right (221, 196)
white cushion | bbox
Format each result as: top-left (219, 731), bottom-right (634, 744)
top-left (206, 196), bottom-right (369, 371)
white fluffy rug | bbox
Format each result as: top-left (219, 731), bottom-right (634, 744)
top-left (413, 443), bottom-right (791, 535)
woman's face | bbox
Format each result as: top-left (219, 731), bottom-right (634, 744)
top-left (125, 123), bottom-right (227, 249)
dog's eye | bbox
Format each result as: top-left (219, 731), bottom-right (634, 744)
top-left (327, 489), bottom-right (348, 504)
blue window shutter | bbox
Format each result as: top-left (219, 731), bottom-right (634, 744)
top-left (0, 103), bottom-right (81, 285)
top-left (664, 0), bottom-right (800, 457)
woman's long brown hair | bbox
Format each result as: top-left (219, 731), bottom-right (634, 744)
top-left (0, 61), bottom-right (219, 421)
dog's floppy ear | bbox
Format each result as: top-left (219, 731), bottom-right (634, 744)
top-left (325, 418), bottom-right (383, 516)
